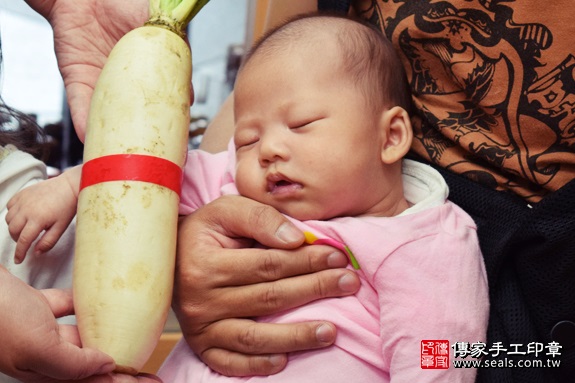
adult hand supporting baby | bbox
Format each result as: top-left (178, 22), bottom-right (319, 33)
top-left (173, 195), bottom-right (361, 377)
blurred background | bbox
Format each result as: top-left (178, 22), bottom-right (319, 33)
top-left (0, 0), bottom-right (270, 173)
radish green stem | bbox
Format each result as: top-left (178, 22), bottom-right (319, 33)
top-left (147, 0), bottom-right (210, 39)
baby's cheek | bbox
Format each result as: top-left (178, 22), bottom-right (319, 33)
top-left (234, 163), bottom-right (256, 198)
top-left (234, 165), bottom-right (247, 194)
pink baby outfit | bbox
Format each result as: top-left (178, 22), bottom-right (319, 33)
top-left (159, 145), bottom-right (489, 382)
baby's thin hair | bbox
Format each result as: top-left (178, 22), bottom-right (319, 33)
top-left (242, 12), bottom-right (412, 113)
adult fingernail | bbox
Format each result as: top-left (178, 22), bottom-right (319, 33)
top-left (268, 354), bottom-right (286, 367)
top-left (275, 222), bottom-right (303, 243)
top-left (95, 362), bottom-right (115, 375)
top-left (338, 273), bottom-right (359, 293)
top-left (327, 252), bottom-right (347, 267)
top-left (316, 323), bottom-right (336, 344)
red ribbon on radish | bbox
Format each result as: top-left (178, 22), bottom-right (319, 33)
top-left (80, 154), bottom-right (182, 196)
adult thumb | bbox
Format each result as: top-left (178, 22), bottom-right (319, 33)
top-left (196, 195), bottom-right (305, 248)
top-left (31, 341), bottom-right (115, 380)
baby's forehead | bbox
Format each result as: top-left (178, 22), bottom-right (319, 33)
top-left (248, 16), bottom-right (356, 60)
top-left (246, 34), bottom-right (344, 76)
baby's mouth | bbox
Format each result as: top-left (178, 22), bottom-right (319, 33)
top-left (267, 174), bottom-right (302, 195)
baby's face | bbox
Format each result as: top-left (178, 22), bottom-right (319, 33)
top-left (233, 41), bottom-right (388, 221)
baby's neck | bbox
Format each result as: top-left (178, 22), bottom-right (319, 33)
top-left (384, 198), bottom-right (411, 217)
top-left (359, 165), bottom-right (411, 217)
top-left (361, 194), bottom-right (411, 218)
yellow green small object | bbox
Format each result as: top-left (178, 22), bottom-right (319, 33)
top-left (303, 231), bottom-right (360, 270)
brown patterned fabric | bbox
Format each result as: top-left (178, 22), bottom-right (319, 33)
top-left (353, 0), bottom-right (575, 204)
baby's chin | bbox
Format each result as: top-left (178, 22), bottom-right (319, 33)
top-left (274, 204), bottom-right (339, 222)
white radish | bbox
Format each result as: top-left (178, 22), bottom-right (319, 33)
top-left (73, 0), bottom-right (209, 374)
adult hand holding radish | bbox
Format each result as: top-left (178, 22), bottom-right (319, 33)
top-left (0, 266), bottom-right (161, 383)
top-left (73, 0), bottom-right (209, 375)
top-left (0, 1), bottom-right (168, 381)
top-left (23, 0), bottom-right (150, 141)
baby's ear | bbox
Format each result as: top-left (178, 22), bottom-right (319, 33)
top-left (378, 106), bottom-right (413, 165)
